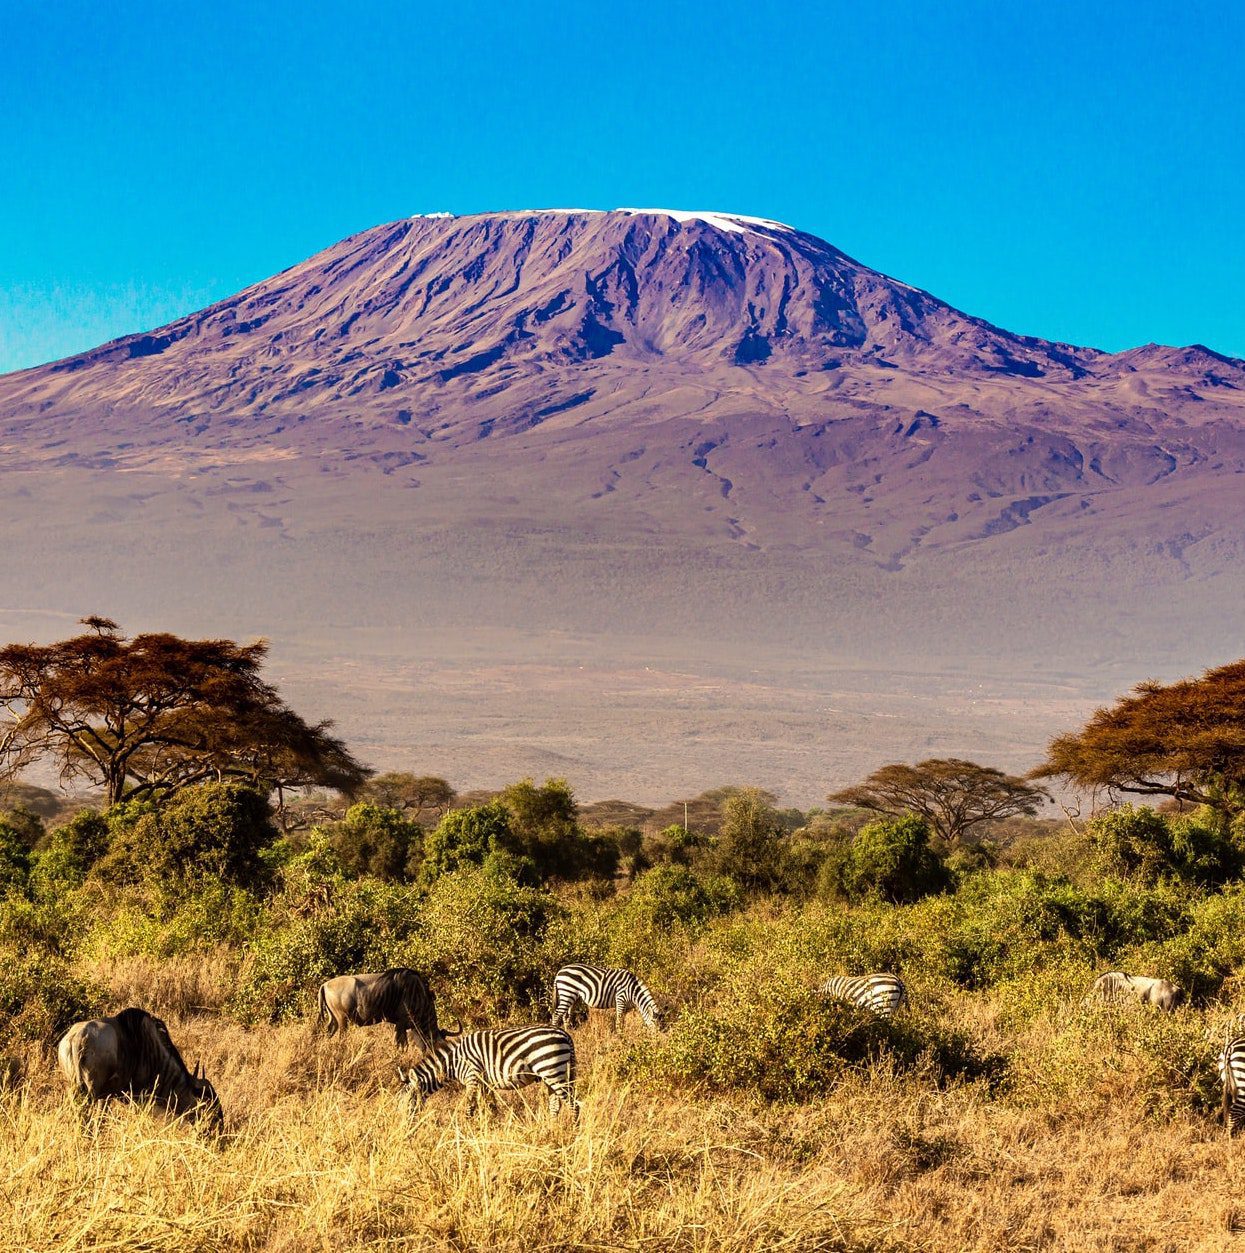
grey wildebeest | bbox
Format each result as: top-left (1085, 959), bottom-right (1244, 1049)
top-left (57, 1007), bottom-right (223, 1130)
top-left (1088, 971), bottom-right (1185, 1012)
top-left (318, 967), bottom-right (452, 1051)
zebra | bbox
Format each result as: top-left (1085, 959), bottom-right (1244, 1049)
top-left (550, 964), bottom-right (663, 1032)
top-left (1221, 1034), bottom-right (1245, 1136)
top-left (818, 973), bottom-right (908, 1017)
top-left (398, 1026), bottom-right (578, 1120)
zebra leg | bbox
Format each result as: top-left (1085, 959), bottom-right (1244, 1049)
top-left (614, 994), bottom-right (627, 1033)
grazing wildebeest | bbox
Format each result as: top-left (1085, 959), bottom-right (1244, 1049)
top-left (57, 1007), bottom-right (223, 1130)
top-left (1088, 971), bottom-right (1185, 1011)
top-left (399, 1026), bottom-right (579, 1121)
top-left (318, 968), bottom-right (451, 1050)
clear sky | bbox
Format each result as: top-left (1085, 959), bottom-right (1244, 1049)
top-left (1, 0), bottom-right (1242, 372)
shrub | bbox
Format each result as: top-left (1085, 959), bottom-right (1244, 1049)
top-left (100, 783), bottom-right (278, 889)
top-left (29, 810), bottom-right (110, 892)
top-left (230, 878), bottom-right (422, 1023)
top-left (0, 824), bottom-right (30, 896)
top-left (328, 803), bottom-right (423, 881)
top-left (1082, 803), bottom-right (1240, 886)
top-left (420, 802), bottom-right (514, 885)
top-left (703, 788), bottom-right (797, 892)
top-left (0, 946), bottom-right (101, 1055)
top-left (626, 964), bottom-right (1000, 1102)
top-left (616, 865), bottom-right (741, 931)
top-left (395, 866), bottom-right (562, 1021)
top-left (836, 816), bottom-right (951, 904)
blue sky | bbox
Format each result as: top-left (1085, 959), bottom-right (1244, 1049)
top-left (1, 0), bottom-right (1242, 372)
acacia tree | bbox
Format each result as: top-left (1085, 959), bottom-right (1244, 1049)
top-left (0, 618), bottom-right (369, 806)
top-left (827, 758), bottom-right (1048, 848)
top-left (1031, 660), bottom-right (1245, 818)
top-left (359, 772), bottom-right (456, 820)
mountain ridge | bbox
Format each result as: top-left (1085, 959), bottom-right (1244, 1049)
top-left (0, 209), bottom-right (1242, 798)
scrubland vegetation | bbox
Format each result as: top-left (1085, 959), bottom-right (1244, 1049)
top-left (5, 774), bottom-right (1245, 1250)
top-left (5, 628), bottom-right (1245, 1249)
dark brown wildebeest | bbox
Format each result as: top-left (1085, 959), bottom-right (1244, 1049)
top-left (318, 968), bottom-right (452, 1051)
top-left (57, 1007), bottom-right (223, 1130)
top-left (1087, 971), bottom-right (1185, 1012)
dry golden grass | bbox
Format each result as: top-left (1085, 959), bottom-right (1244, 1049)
top-left (9, 977), bottom-right (1245, 1251)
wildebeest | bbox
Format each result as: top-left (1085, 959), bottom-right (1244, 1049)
top-left (57, 1007), bottom-right (223, 1130)
top-left (1087, 971), bottom-right (1185, 1011)
top-left (318, 968), bottom-right (452, 1051)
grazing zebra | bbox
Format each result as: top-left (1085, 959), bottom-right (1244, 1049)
top-left (1221, 1035), bottom-right (1245, 1136)
top-left (818, 973), bottom-right (908, 1017)
top-left (550, 964), bottom-right (663, 1032)
top-left (399, 1026), bottom-right (578, 1120)
top-left (1087, 972), bottom-right (1185, 1012)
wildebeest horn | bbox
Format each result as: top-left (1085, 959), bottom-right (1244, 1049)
top-left (443, 1018), bottom-right (464, 1038)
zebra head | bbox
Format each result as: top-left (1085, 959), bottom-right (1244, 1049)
top-left (399, 1041), bottom-right (454, 1108)
top-left (635, 984), bottom-right (664, 1032)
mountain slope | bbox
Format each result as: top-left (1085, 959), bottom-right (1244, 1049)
top-left (1, 210), bottom-right (1242, 798)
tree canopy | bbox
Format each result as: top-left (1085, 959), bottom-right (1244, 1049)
top-left (0, 618), bottom-right (369, 805)
top-left (828, 758), bottom-right (1048, 848)
top-left (1032, 660), bottom-right (1245, 817)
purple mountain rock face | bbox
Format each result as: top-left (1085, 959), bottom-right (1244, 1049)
top-left (2, 210), bottom-right (1243, 799)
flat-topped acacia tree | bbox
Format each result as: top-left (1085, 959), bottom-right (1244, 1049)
top-left (1031, 659), bottom-right (1245, 819)
top-left (0, 616), bottom-right (368, 807)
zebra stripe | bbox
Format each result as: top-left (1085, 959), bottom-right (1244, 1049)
top-left (818, 974), bottom-right (908, 1017)
top-left (1220, 1036), bottom-right (1245, 1136)
top-left (401, 1026), bottom-right (578, 1120)
top-left (551, 963), bottom-right (662, 1032)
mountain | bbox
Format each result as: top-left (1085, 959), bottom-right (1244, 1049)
top-left (2, 210), bottom-right (1243, 800)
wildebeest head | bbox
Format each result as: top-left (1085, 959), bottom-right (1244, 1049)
top-left (186, 1059), bottom-right (224, 1132)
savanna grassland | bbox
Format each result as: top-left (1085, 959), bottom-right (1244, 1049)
top-left (6, 777), bottom-right (1245, 1252)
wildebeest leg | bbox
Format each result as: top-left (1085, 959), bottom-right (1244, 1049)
top-left (394, 1024), bottom-right (407, 1050)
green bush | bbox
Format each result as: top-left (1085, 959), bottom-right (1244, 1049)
top-left (395, 866), bottom-right (562, 1021)
top-left (702, 788), bottom-right (795, 892)
top-left (0, 824), bottom-right (31, 896)
top-left (230, 878), bottom-right (422, 1023)
top-left (420, 802), bottom-right (514, 885)
top-left (29, 811), bottom-right (111, 894)
top-left (625, 965), bottom-right (1000, 1102)
top-left (99, 783), bottom-right (278, 889)
top-left (836, 815), bottom-right (951, 904)
top-left (0, 946), bottom-right (101, 1054)
top-left (328, 803), bottom-right (423, 881)
top-left (1086, 804), bottom-right (1241, 887)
